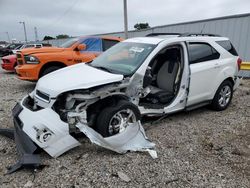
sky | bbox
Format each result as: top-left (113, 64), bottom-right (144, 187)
top-left (0, 0), bottom-right (249, 42)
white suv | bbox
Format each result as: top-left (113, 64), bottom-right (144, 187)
top-left (12, 33), bottom-right (241, 158)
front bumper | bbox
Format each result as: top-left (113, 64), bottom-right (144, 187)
top-left (1, 62), bottom-right (15, 71)
top-left (16, 64), bottom-right (40, 81)
top-left (0, 103), bottom-right (41, 174)
top-left (0, 97), bottom-right (80, 173)
top-left (17, 96), bottom-right (80, 158)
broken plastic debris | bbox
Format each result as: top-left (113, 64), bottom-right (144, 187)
top-left (76, 121), bottom-right (157, 157)
top-left (146, 149), bottom-right (158, 159)
top-left (117, 171), bottom-right (131, 182)
top-left (24, 180), bottom-right (34, 188)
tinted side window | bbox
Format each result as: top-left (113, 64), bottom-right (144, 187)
top-left (188, 43), bottom-right (220, 64)
top-left (216, 40), bottom-right (238, 56)
top-left (102, 39), bottom-right (119, 51)
top-left (81, 38), bottom-right (102, 52)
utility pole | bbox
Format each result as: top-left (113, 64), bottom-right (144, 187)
top-left (5, 32), bottom-right (10, 43)
top-left (19, 21), bottom-right (28, 43)
top-left (34, 27), bottom-right (38, 41)
top-left (123, 0), bottom-right (128, 39)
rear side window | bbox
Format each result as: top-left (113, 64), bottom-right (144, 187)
top-left (188, 43), bottom-right (220, 64)
top-left (216, 40), bottom-right (238, 56)
top-left (102, 39), bottom-right (119, 51)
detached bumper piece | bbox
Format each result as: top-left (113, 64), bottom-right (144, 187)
top-left (0, 103), bottom-right (42, 174)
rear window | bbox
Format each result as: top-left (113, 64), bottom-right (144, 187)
top-left (216, 40), bottom-right (238, 56)
top-left (188, 43), bottom-right (220, 64)
top-left (102, 39), bottom-right (119, 51)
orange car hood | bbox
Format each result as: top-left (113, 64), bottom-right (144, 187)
top-left (20, 47), bottom-right (65, 55)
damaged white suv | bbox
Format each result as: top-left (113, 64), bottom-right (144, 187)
top-left (12, 33), bottom-right (241, 162)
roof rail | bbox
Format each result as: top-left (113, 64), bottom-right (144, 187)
top-left (146, 32), bottom-right (221, 37)
top-left (179, 33), bottom-right (221, 37)
top-left (146, 33), bottom-right (181, 37)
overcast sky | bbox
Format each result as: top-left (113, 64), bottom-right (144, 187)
top-left (0, 0), bottom-right (249, 42)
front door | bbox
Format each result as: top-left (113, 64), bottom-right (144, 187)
top-left (163, 42), bottom-right (190, 113)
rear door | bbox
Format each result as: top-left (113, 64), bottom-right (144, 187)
top-left (187, 42), bottom-right (221, 106)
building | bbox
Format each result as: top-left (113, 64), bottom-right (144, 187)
top-left (102, 13), bottom-right (250, 62)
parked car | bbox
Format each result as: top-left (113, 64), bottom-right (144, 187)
top-left (1, 54), bottom-right (17, 71)
top-left (12, 43), bottom-right (52, 54)
top-left (12, 33), bottom-right (241, 159)
top-left (15, 36), bottom-right (123, 81)
top-left (0, 43), bottom-right (23, 57)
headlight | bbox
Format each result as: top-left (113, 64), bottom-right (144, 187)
top-left (24, 55), bottom-right (40, 64)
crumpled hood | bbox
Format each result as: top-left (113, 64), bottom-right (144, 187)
top-left (21, 47), bottom-right (65, 55)
top-left (35, 64), bottom-right (124, 97)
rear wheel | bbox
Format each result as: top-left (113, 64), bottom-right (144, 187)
top-left (211, 80), bottom-right (233, 111)
top-left (41, 66), bottom-right (62, 77)
top-left (96, 100), bottom-right (141, 137)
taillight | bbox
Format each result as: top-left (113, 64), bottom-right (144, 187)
top-left (237, 58), bottom-right (242, 70)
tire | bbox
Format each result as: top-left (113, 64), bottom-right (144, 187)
top-left (96, 100), bottom-right (141, 137)
top-left (210, 80), bottom-right (233, 111)
top-left (41, 66), bottom-right (62, 77)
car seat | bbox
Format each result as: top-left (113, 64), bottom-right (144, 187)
top-left (147, 59), bottom-right (180, 104)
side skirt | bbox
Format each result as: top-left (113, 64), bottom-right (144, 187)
top-left (185, 100), bottom-right (211, 111)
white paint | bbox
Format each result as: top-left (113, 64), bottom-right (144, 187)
top-left (36, 63), bottom-right (123, 97)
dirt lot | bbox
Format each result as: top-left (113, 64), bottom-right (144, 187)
top-left (0, 64), bottom-right (249, 188)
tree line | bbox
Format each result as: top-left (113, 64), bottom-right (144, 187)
top-left (43, 23), bottom-right (150, 40)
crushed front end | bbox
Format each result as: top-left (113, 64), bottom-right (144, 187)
top-left (1, 78), bottom-right (156, 173)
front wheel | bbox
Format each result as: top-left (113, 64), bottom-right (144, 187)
top-left (96, 100), bottom-right (141, 137)
top-left (210, 80), bottom-right (233, 111)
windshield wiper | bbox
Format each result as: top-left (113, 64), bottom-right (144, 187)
top-left (91, 65), bottom-right (114, 73)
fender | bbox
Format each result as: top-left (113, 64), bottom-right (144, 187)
top-left (210, 65), bottom-right (235, 99)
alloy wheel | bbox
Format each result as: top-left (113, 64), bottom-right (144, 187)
top-left (108, 109), bottom-right (137, 135)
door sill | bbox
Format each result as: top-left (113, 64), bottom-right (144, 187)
top-left (185, 100), bottom-right (211, 111)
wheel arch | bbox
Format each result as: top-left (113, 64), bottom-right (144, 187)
top-left (39, 61), bottom-right (67, 78)
top-left (212, 77), bottom-right (234, 99)
top-left (86, 94), bottom-right (132, 126)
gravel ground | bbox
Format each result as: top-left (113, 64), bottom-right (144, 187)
top-left (0, 63), bottom-right (249, 188)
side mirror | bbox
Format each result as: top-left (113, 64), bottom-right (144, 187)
top-left (76, 43), bottom-right (86, 51)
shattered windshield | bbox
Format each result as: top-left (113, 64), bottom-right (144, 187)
top-left (90, 42), bottom-right (156, 75)
top-left (59, 38), bottom-right (79, 48)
